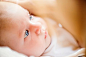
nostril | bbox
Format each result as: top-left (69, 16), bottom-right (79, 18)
top-left (35, 28), bottom-right (41, 35)
top-left (30, 21), bottom-right (42, 34)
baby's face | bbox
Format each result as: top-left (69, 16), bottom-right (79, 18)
top-left (1, 4), bottom-right (51, 56)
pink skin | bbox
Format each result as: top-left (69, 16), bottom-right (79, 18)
top-left (1, 3), bottom-right (51, 56)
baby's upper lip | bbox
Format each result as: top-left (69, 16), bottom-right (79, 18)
top-left (41, 26), bottom-right (47, 38)
top-left (41, 26), bottom-right (46, 30)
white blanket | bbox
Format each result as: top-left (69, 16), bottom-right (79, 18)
top-left (0, 47), bottom-right (28, 57)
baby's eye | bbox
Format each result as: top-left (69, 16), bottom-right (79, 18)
top-left (24, 30), bottom-right (29, 38)
top-left (30, 15), bottom-right (33, 20)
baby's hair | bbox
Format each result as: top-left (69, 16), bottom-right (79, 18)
top-left (0, 2), bottom-right (14, 46)
top-left (0, 3), bottom-right (7, 46)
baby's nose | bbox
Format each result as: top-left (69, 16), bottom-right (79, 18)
top-left (29, 21), bottom-right (42, 34)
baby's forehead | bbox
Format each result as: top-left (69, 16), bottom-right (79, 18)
top-left (0, 2), bottom-right (29, 17)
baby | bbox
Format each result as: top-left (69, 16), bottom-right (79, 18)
top-left (0, 2), bottom-right (84, 57)
top-left (0, 2), bottom-right (51, 56)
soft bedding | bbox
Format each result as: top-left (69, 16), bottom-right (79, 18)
top-left (0, 47), bottom-right (85, 57)
top-left (0, 47), bottom-right (28, 57)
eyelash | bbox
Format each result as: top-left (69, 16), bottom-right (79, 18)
top-left (24, 15), bottom-right (33, 38)
top-left (24, 30), bottom-right (29, 38)
top-left (30, 15), bottom-right (33, 20)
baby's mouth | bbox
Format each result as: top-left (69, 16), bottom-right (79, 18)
top-left (41, 26), bottom-right (48, 39)
top-left (45, 31), bottom-right (48, 39)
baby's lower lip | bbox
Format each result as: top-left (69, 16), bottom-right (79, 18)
top-left (45, 31), bottom-right (48, 39)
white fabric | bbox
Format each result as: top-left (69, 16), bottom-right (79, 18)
top-left (0, 47), bottom-right (28, 57)
top-left (42, 35), bottom-right (78, 57)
